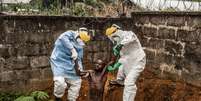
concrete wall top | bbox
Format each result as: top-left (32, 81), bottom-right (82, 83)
top-left (0, 15), bottom-right (131, 20)
top-left (132, 11), bottom-right (201, 16)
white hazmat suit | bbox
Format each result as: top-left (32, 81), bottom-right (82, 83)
top-left (109, 30), bottom-right (146, 101)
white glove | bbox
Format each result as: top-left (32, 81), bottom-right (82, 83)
top-left (71, 48), bottom-right (78, 60)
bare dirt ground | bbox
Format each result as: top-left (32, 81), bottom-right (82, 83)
top-left (46, 68), bottom-right (201, 101)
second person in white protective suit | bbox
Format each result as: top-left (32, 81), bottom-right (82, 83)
top-left (105, 24), bottom-right (146, 101)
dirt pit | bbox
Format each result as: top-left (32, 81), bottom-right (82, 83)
top-left (46, 69), bottom-right (201, 101)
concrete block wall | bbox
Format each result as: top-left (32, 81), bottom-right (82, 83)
top-left (132, 12), bottom-right (201, 87)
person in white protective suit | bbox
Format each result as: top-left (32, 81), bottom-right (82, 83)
top-left (50, 28), bottom-right (90, 101)
top-left (105, 24), bottom-right (146, 101)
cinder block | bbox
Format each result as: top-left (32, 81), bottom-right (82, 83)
top-left (177, 29), bottom-right (199, 42)
top-left (158, 28), bottom-right (175, 39)
top-left (0, 45), bottom-right (10, 58)
top-left (41, 67), bottom-right (53, 79)
top-left (30, 56), bottom-right (50, 68)
top-left (0, 71), bottom-right (16, 82)
top-left (167, 16), bottom-right (185, 26)
top-left (5, 56), bottom-right (29, 70)
top-left (17, 44), bottom-right (40, 56)
top-left (143, 27), bottom-right (158, 38)
top-left (150, 16), bottom-right (166, 25)
top-left (165, 40), bottom-right (184, 55)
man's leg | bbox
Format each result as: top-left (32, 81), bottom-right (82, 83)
top-left (66, 78), bottom-right (82, 101)
top-left (53, 76), bottom-right (67, 101)
top-left (123, 58), bottom-right (145, 101)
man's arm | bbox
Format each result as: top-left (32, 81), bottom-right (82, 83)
top-left (100, 61), bottom-right (114, 80)
top-left (74, 59), bottom-right (81, 76)
top-left (74, 59), bottom-right (90, 78)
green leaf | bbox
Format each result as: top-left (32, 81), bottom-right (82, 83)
top-left (31, 91), bottom-right (49, 101)
top-left (15, 96), bottom-right (35, 101)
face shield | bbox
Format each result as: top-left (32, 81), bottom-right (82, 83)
top-left (77, 27), bottom-right (91, 42)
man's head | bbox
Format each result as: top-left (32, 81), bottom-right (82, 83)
top-left (94, 59), bottom-right (105, 71)
top-left (77, 27), bottom-right (91, 42)
top-left (105, 24), bottom-right (121, 44)
top-left (105, 24), bottom-right (121, 36)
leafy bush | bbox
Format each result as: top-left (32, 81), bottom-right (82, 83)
top-left (73, 3), bottom-right (86, 16)
top-left (161, 7), bottom-right (179, 12)
top-left (30, 91), bottom-right (49, 101)
top-left (1, 0), bottom-right (121, 16)
top-left (29, 0), bottom-right (43, 10)
top-left (192, 0), bottom-right (201, 2)
top-left (0, 92), bottom-right (22, 101)
top-left (84, 0), bottom-right (97, 6)
top-left (13, 91), bottom-right (50, 101)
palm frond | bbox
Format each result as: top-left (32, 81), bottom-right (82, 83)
top-left (14, 96), bottom-right (35, 101)
top-left (31, 91), bottom-right (49, 101)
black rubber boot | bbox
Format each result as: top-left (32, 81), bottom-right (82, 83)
top-left (109, 79), bottom-right (124, 86)
top-left (55, 97), bottom-right (62, 101)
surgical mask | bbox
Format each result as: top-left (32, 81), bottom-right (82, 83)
top-left (74, 31), bottom-right (85, 46)
top-left (109, 31), bottom-right (121, 44)
top-left (76, 38), bottom-right (85, 46)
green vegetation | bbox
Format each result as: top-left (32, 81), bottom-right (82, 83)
top-left (1, 0), bottom-right (107, 16)
top-left (0, 91), bottom-right (52, 101)
top-left (15, 91), bottom-right (50, 101)
top-left (192, 0), bottom-right (201, 2)
top-left (161, 7), bottom-right (179, 12)
top-left (0, 92), bottom-right (22, 101)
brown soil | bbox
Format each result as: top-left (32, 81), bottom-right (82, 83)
top-left (46, 69), bottom-right (201, 101)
